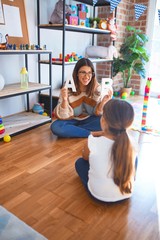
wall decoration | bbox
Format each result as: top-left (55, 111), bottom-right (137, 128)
top-left (158, 9), bottom-right (160, 25)
top-left (110, 0), bottom-right (121, 13)
top-left (0, 0), bottom-right (5, 24)
top-left (1, 0), bottom-right (29, 45)
top-left (134, 4), bottom-right (147, 21)
top-left (93, 0), bottom-right (98, 5)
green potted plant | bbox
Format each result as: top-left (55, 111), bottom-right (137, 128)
top-left (112, 25), bottom-right (150, 94)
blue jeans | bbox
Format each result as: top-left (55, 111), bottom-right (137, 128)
top-left (75, 158), bottom-right (108, 203)
top-left (50, 115), bottom-right (101, 138)
top-left (75, 157), bottom-right (89, 190)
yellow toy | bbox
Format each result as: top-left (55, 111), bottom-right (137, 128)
top-left (3, 135), bottom-right (11, 143)
top-left (121, 92), bottom-right (128, 99)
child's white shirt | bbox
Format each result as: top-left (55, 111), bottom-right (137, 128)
top-left (87, 134), bottom-right (136, 202)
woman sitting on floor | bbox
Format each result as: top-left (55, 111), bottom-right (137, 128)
top-left (50, 58), bottom-right (112, 138)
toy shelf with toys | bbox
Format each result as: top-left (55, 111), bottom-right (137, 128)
top-left (37, 0), bottom-right (114, 113)
top-left (0, 50), bottom-right (52, 139)
top-left (40, 57), bottom-right (113, 65)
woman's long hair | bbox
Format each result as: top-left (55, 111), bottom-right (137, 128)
top-left (103, 99), bottom-right (135, 194)
top-left (72, 58), bottom-right (97, 97)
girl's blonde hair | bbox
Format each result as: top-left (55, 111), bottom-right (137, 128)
top-left (103, 99), bottom-right (134, 194)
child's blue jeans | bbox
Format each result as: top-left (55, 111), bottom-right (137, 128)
top-left (50, 115), bottom-right (101, 138)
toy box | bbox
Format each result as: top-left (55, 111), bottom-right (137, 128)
top-left (67, 16), bottom-right (78, 25)
top-left (77, 4), bottom-right (86, 12)
top-left (78, 11), bottom-right (86, 20)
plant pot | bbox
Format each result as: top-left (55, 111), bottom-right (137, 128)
top-left (121, 87), bottom-right (132, 97)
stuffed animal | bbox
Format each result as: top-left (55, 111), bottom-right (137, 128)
top-left (49, 0), bottom-right (72, 24)
top-left (85, 45), bottom-right (118, 60)
top-left (107, 18), bottom-right (118, 41)
top-left (32, 103), bottom-right (44, 114)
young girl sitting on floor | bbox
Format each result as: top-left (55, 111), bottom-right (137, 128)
top-left (50, 58), bottom-right (112, 138)
top-left (75, 99), bottom-right (138, 202)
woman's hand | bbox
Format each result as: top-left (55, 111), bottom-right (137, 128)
top-left (96, 89), bottom-right (113, 115)
top-left (61, 87), bottom-right (69, 109)
top-left (101, 89), bottom-right (113, 104)
top-left (61, 87), bottom-right (68, 101)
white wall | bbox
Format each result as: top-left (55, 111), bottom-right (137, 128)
top-left (0, 0), bottom-right (93, 117)
top-left (0, 0), bottom-right (37, 116)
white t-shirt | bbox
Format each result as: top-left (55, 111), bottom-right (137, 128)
top-left (87, 134), bottom-right (136, 202)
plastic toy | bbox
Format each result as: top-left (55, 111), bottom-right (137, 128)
top-left (0, 116), bottom-right (5, 134)
top-left (158, 95), bottom-right (160, 105)
top-left (32, 103), bottom-right (44, 114)
top-left (121, 92), bottom-right (128, 99)
top-left (52, 52), bottom-right (82, 62)
top-left (113, 91), bottom-right (120, 97)
top-left (0, 34), bottom-right (9, 50)
top-left (141, 77), bottom-right (152, 131)
top-left (3, 135), bottom-right (11, 143)
top-left (130, 90), bottom-right (135, 96)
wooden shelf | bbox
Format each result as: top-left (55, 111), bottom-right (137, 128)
top-left (0, 112), bottom-right (51, 139)
top-left (40, 58), bottom-right (113, 66)
top-left (0, 82), bottom-right (51, 99)
top-left (0, 49), bottom-right (52, 137)
top-left (73, 0), bottom-right (110, 6)
top-left (0, 50), bottom-right (52, 55)
top-left (40, 88), bottom-right (60, 98)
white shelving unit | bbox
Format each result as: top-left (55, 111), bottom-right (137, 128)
top-left (0, 50), bottom-right (52, 139)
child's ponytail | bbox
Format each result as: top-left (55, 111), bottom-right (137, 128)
top-left (103, 99), bottom-right (134, 194)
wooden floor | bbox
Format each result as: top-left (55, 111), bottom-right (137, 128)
top-left (0, 123), bottom-right (160, 240)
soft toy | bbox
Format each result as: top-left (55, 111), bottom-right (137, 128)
top-left (107, 17), bottom-right (118, 41)
top-left (85, 45), bottom-right (118, 60)
top-left (32, 103), bottom-right (44, 114)
top-left (49, 0), bottom-right (72, 24)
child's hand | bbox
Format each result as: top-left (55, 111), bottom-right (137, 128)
top-left (91, 131), bottom-right (105, 137)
